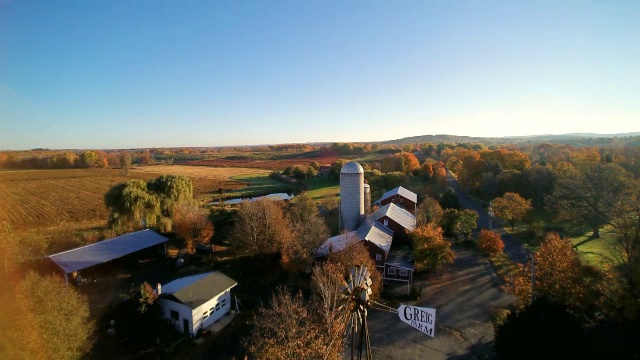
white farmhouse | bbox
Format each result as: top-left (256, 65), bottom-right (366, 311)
top-left (156, 271), bottom-right (237, 337)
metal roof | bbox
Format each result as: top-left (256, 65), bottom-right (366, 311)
top-left (356, 219), bottom-right (394, 253)
top-left (160, 271), bottom-right (237, 310)
top-left (378, 186), bottom-right (418, 203)
top-left (317, 231), bottom-right (360, 256)
top-left (368, 203), bottom-right (417, 232)
top-left (341, 161), bottom-right (364, 174)
top-left (48, 229), bottom-right (168, 273)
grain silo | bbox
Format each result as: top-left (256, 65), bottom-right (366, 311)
top-left (340, 161), bottom-right (365, 231)
top-left (363, 183), bottom-right (371, 215)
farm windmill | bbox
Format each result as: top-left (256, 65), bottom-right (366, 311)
top-left (339, 265), bottom-right (373, 360)
top-left (336, 265), bottom-right (437, 360)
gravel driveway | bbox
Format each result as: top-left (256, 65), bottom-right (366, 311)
top-left (363, 244), bottom-right (516, 360)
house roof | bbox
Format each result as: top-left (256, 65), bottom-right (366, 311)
top-left (48, 229), bottom-right (168, 273)
top-left (378, 186), bottom-right (418, 203)
top-left (160, 271), bottom-right (237, 310)
top-left (356, 219), bottom-right (394, 254)
top-left (368, 203), bottom-right (416, 232)
top-left (385, 247), bottom-right (415, 270)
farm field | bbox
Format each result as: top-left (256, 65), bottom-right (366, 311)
top-left (0, 166), bottom-right (268, 232)
top-left (184, 156), bottom-right (339, 171)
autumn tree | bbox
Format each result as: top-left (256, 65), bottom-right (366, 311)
top-left (494, 298), bottom-right (588, 360)
top-left (477, 229), bottom-right (504, 256)
top-left (172, 203), bottom-right (214, 254)
top-left (6, 272), bottom-right (94, 360)
top-left (229, 198), bottom-right (294, 256)
top-left (245, 287), bottom-right (340, 360)
top-left (412, 224), bottom-right (455, 272)
top-left (120, 152), bottom-right (132, 175)
top-left (505, 233), bottom-right (600, 317)
top-left (328, 240), bottom-right (382, 297)
top-left (416, 196), bottom-right (443, 227)
top-left (491, 192), bottom-right (532, 231)
top-left (284, 193), bottom-right (329, 266)
top-left (547, 163), bottom-right (632, 237)
top-left (78, 150), bottom-right (98, 168)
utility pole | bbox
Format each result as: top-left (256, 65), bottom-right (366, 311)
top-left (530, 253), bottom-right (536, 303)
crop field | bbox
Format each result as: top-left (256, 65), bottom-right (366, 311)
top-left (0, 166), bottom-right (268, 231)
top-left (184, 156), bottom-right (340, 171)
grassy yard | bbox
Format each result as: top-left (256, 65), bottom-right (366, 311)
top-left (300, 176), bottom-right (339, 201)
top-left (200, 173), bottom-right (298, 203)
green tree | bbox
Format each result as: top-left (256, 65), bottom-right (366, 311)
top-left (547, 163), bottom-right (632, 237)
top-left (492, 192), bottom-right (532, 231)
top-left (439, 187), bottom-right (461, 210)
top-left (412, 224), bottom-right (455, 272)
top-left (439, 209), bottom-right (478, 242)
top-left (8, 272), bottom-right (94, 360)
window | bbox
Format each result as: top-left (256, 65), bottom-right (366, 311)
top-left (399, 269), bottom-right (408, 276)
top-left (170, 310), bottom-right (179, 321)
top-left (400, 198), bottom-right (403, 203)
top-left (210, 307), bottom-right (215, 313)
top-left (391, 198), bottom-right (395, 202)
top-left (375, 254), bottom-right (381, 261)
top-left (221, 299), bottom-right (226, 307)
top-left (216, 303), bottom-right (221, 311)
top-left (388, 268), bottom-right (396, 275)
top-left (383, 219), bottom-right (389, 227)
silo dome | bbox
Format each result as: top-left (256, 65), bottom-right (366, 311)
top-left (340, 161), bottom-right (365, 231)
top-left (341, 161), bottom-right (364, 174)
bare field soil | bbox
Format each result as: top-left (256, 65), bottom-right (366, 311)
top-left (0, 167), bottom-right (263, 230)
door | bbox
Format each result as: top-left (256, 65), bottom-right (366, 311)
top-left (183, 319), bottom-right (189, 335)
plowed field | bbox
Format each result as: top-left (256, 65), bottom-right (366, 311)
top-left (0, 166), bottom-right (266, 230)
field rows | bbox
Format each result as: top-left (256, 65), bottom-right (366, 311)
top-left (0, 167), bottom-right (265, 230)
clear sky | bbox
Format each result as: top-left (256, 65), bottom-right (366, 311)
top-left (1, 0), bottom-right (639, 150)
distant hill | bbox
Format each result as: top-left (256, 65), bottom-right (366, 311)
top-left (383, 133), bottom-right (640, 147)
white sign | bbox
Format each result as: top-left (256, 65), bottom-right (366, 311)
top-left (397, 305), bottom-right (436, 337)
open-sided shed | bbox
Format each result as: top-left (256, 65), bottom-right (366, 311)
top-left (48, 229), bottom-right (168, 285)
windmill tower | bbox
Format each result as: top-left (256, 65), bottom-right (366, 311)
top-left (340, 265), bottom-right (373, 360)
top-left (340, 161), bottom-right (365, 231)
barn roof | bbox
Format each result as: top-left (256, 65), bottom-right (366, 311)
top-left (385, 247), bottom-right (415, 270)
top-left (356, 219), bottom-right (394, 253)
top-left (368, 203), bottom-right (416, 232)
top-left (160, 271), bottom-right (237, 309)
top-left (378, 186), bottom-right (418, 203)
top-left (48, 229), bottom-right (168, 273)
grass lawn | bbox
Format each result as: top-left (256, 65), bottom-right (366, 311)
top-left (199, 173), bottom-right (298, 203)
top-left (569, 227), bottom-right (621, 266)
top-left (300, 176), bottom-right (339, 201)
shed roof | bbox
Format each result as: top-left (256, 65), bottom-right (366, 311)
top-left (385, 247), bottom-right (415, 270)
top-left (160, 271), bottom-right (237, 309)
top-left (48, 229), bottom-right (168, 273)
top-left (378, 186), bottom-right (418, 203)
top-left (317, 231), bottom-right (360, 257)
top-left (368, 203), bottom-right (416, 232)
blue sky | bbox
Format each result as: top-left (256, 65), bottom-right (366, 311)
top-left (1, 0), bottom-right (639, 150)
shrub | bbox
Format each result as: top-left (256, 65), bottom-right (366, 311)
top-left (478, 229), bottom-right (504, 256)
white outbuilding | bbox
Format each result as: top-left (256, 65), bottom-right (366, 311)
top-left (156, 271), bottom-right (237, 337)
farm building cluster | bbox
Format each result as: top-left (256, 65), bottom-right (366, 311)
top-left (317, 161), bottom-right (418, 284)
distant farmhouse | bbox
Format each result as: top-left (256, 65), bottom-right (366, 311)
top-left (318, 161), bottom-right (418, 284)
top-left (156, 271), bottom-right (237, 337)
